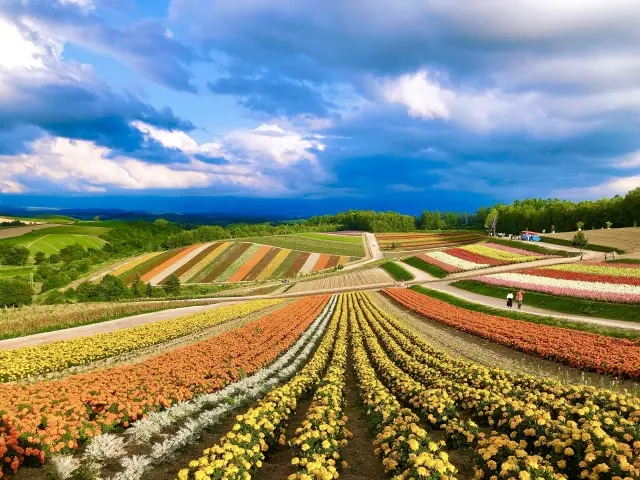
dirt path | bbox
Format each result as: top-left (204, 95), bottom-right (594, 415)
top-left (341, 352), bottom-right (387, 480)
top-left (0, 301), bottom-right (242, 350)
top-left (424, 282), bottom-right (640, 332)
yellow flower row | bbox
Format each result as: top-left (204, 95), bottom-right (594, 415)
top-left (360, 292), bottom-right (640, 479)
top-left (0, 299), bottom-right (282, 382)
top-left (462, 244), bottom-right (544, 262)
top-left (289, 296), bottom-right (350, 480)
top-left (177, 296), bottom-right (342, 480)
top-left (348, 292), bottom-right (458, 479)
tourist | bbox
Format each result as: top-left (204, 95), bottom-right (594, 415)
top-left (516, 289), bottom-right (524, 310)
top-left (506, 291), bottom-right (514, 309)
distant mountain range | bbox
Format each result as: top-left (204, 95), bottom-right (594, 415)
top-left (0, 206), bottom-right (293, 226)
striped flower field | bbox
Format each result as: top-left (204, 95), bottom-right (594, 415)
top-left (412, 242), bottom-right (554, 274)
top-left (116, 241), bottom-right (361, 285)
top-left (475, 261), bottom-right (640, 303)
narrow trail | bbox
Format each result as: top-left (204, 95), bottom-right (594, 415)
top-left (394, 259), bottom-right (436, 281)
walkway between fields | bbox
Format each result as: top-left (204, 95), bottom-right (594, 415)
top-left (394, 260), bottom-right (435, 282)
top-left (424, 282), bottom-right (640, 332)
top-left (0, 301), bottom-right (241, 350)
top-left (342, 232), bottom-right (384, 271)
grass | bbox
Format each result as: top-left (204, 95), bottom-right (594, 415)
top-left (609, 258), bottom-right (640, 264)
top-left (0, 265), bottom-right (34, 279)
top-left (381, 262), bottom-right (414, 281)
top-left (1, 233), bottom-right (107, 255)
top-left (488, 238), bottom-right (579, 257)
top-left (540, 236), bottom-right (625, 254)
top-left (0, 225), bottom-right (110, 255)
top-left (298, 232), bottom-right (363, 244)
top-left (245, 234), bottom-right (365, 257)
top-left (451, 279), bottom-right (640, 323)
top-left (410, 285), bottom-right (640, 341)
top-left (402, 256), bottom-right (448, 278)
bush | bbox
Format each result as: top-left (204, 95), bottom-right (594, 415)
top-left (163, 274), bottom-right (181, 295)
top-left (572, 230), bottom-right (588, 249)
top-left (540, 236), bottom-right (624, 254)
top-left (0, 279), bottom-right (33, 307)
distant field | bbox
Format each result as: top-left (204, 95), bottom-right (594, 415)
top-left (115, 240), bottom-right (362, 285)
top-left (297, 232), bottom-right (364, 244)
top-left (551, 228), bottom-right (640, 253)
top-left (0, 225), bottom-right (108, 255)
top-left (376, 231), bottom-right (485, 251)
top-left (245, 234), bottom-right (366, 257)
top-left (0, 214), bottom-right (76, 224)
top-left (0, 266), bottom-right (34, 279)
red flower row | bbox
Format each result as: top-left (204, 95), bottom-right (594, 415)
top-left (520, 268), bottom-right (640, 286)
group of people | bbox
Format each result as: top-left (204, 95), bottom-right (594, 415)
top-left (506, 289), bottom-right (525, 309)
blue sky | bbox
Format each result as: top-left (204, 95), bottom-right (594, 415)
top-left (1, 0), bottom-right (640, 214)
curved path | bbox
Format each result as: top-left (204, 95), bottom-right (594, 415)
top-left (424, 282), bottom-right (640, 332)
top-left (394, 260), bottom-right (436, 282)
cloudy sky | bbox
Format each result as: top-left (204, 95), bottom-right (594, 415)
top-left (1, 0), bottom-right (640, 213)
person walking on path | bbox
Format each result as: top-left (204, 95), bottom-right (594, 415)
top-left (516, 289), bottom-right (524, 310)
top-left (506, 291), bottom-right (514, 309)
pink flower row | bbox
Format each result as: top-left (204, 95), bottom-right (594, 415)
top-left (477, 275), bottom-right (640, 304)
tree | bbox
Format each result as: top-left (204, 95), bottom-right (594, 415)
top-left (93, 216), bottom-right (100, 222)
top-left (576, 221), bottom-right (585, 231)
top-left (605, 221), bottom-right (612, 229)
top-left (484, 208), bottom-right (499, 236)
top-left (163, 274), bottom-right (181, 295)
top-left (98, 275), bottom-right (129, 300)
top-left (145, 282), bottom-right (153, 297)
top-left (572, 230), bottom-right (588, 252)
top-left (0, 245), bottom-right (30, 266)
top-left (131, 273), bottom-right (147, 297)
top-left (0, 279), bottom-right (33, 307)
top-left (34, 251), bottom-right (47, 265)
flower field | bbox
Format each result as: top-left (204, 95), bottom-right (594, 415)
top-left (411, 241), bottom-right (555, 274)
top-left (0, 299), bottom-right (281, 381)
top-left (286, 267), bottom-right (393, 293)
top-left (376, 231), bottom-right (485, 251)
top-left (115, 241), bottom-right (360, 285)
top-left (0, 295), bottom-right (330, 478)
top-left (475, 261), bottom-right (640, 303)
top-left (2, 291), bottom-right (639, 480)
top-left (384, 287), bottom-right (640, 377)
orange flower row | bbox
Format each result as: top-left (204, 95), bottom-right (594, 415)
top-left (0, 295), bottom-right (329, 478)
top-left (384, 288), bottom-right (640, 379)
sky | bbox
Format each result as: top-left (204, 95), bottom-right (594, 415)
top-left (1, 0), bottom-right (640, 215)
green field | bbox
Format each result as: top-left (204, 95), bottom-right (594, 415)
top-left (245, 234), bottom-right (365, 257)
top-left (0, 265), bottom-right (34, 279)
top-left (297, 232), bottom-right (363, 244)
top-left (0, 226), bottom-right (108, 255)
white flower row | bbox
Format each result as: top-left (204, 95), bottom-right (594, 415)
top-left (427, 251), bottom-right (489, 271)
top-left (51, 295), bottom-right (337, 480)
top-left (485, 273), bottom-right (640, 294)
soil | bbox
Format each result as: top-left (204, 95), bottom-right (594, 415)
top-left (339, 354), bottom-right (387, 480)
